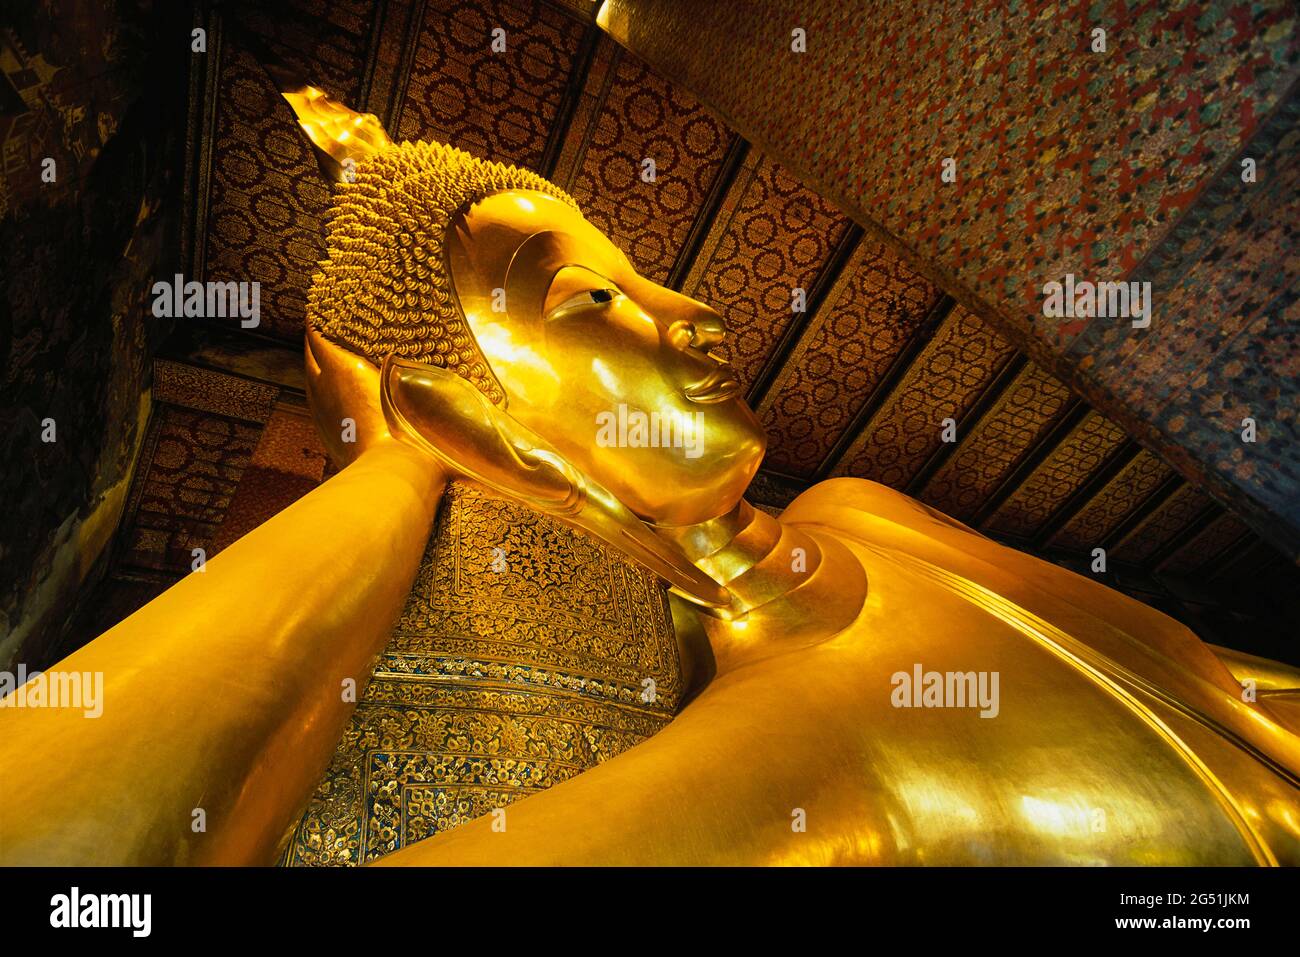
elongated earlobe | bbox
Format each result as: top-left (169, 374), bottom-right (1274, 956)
top-left (380, 355), bottom-right (736, 615)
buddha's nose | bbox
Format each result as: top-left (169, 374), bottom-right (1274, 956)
top-left (667, 308), bottom-right (727, 352)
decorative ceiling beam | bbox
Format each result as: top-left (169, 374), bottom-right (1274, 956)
top-left (1031, 439), bottom-right (1143, 549)
top-left (1148, 503), bottom-right (1222, 572)
top-left (1101, 474), bottom-right (1184, 553)
top-left (546, 36), bottom-right (621, 192)
top-left (903, 353), bottom-right (1028, 497)
top-left (181, 3), bottom-right (224, 283)
top-left (358, 0), bottom-right (426, 130)
top-left (158, 322), bottom-right (307, 395)
top-left (1203, 534), bottom-right (1266, 586)
top-left (970, 399), bottom-right (1089, 530)
top-left (544, 0), bottom-right (604, 21)
top-left (666, 135), bottom-right (751, 291)
top-left (815, 294), bottom-right (956, 481)
top-left (540, 21), bottom-right (603, 178)
top-left (745, 223), bottom-right (862, 409)
top-left (596, 0), bottom-right (1300, 559)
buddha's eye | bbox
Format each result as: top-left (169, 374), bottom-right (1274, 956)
top-left (545, 287), bottom-right (623, 318)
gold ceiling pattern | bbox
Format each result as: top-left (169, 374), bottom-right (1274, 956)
top-left (1160, 513), bottom-right (1251, 578)
top-left (917, 362), bottom-right (1076, 522)
top-left (682, 152), bottom-right (854, 388)
top-left (394, 0), bottom-right (585, 168)
top-left (1047, 449), bottom-right (1174, 553)
top-left (984, 411), bottom-right (1130, 540)
top-left (202, 46), bottom-right (333, 340)
top-left (158, 0), bottom-right (1288, 627)
top-left (829, 305), bottom-right (1018, 489)
top-left (554, 44), bottom-right (737, 284)
top-left (1111, 484), bottom-right (1215, 566)
top-left (756, 238), bottom-right (945, 477)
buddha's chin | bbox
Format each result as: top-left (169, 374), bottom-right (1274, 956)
top-left (626, 491), bottom-right (743, 529)
top-left (578, 401), bottom-right (764, 525)
top-left (611, 454), bottom-right (761, 527)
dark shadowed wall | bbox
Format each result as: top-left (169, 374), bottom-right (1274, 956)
top-left (0, 0), bottom-right (188, 669)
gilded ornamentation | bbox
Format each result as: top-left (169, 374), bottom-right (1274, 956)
top-left (206, 46), bottom-right (336, 340)
top-left (831, 305), bottom-right (1018, 487)
top-left (153, 359), bottom-right (280, 425)
top-left (1048, 449), bottom-right (1174, 552)
top-left (681, 152), bottom-right (854, 389)
top-left (555, 46), bottom-right (736, 284)
top-left (757, 239), bottom-right (944, 477)
top-left (395, 0), bottom-right (585, 170)
top-left (1160, 513), bottom-right (1250, 577)
top-left (6, 38), bottom-right (1298, 869)
top-left (281, 481), bottom-right (678, 866)
top-left (120, 405), bottom-right (261, 575)
top-left (309, 136), bottom-right (579, 404)
top-left (1112, 483), bottom-right (1214, 565)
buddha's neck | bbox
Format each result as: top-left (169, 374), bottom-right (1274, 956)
top-left (657, 499), bottom-right (829, 616)
top-left (655, 499), bottom-right (866, 671)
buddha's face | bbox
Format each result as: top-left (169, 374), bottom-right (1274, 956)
top-left (446, 190), bottom-right (765, 526)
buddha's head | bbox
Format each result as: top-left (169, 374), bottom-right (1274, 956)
top-left (306, 129), bottom-right (765, 527)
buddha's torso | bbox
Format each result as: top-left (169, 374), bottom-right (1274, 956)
top-left (730, 478), bottom-right (1300, 865)
top-left (289, 477), bottom-right (1300, 866)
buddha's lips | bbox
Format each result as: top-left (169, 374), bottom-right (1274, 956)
top-left (684, 365), bottom-right (740, 404)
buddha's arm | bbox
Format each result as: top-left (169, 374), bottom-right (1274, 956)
top-left (0, 440), bottom-right (445, 866)
top-left (374, 640), bottom-right (884, 866)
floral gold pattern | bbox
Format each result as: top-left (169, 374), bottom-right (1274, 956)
top-left (282, 481), bottom-right (679, 865)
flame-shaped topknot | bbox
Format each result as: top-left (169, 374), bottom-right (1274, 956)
top-left (282, 85), bottom-right (394, 182)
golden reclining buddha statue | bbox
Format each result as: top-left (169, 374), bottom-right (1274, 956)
top-left (2, 88), bottom-right (1299, 867)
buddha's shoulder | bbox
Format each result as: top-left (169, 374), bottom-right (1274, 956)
top-left (779, 476), bottom-right (985, 539)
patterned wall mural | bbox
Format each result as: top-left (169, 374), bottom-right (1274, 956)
top-left (0, 0), bottom-right (188, 671)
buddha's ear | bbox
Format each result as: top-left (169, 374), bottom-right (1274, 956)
top-left (380, 355), bottom-right (581, 514)
top-left (380, 356), bottom-right (735, 614)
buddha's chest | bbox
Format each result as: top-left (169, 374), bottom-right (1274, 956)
top-left (790, 548), bottom-right (1287, 865)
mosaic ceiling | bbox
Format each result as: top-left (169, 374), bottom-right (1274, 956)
top-left (597, 0), bottom-right (1300, 559)
top-left (60, 0), bottom-right (1296, 662)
